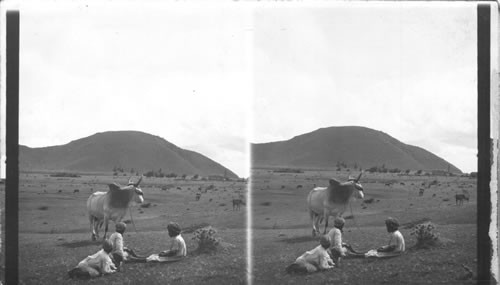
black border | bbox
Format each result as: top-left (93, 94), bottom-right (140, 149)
top-left (3, 3), bottom-right (497, 285)
top-left (5, 10), bottom-right (19, 285)
top-left (477, 3), bottom-right (493, 284)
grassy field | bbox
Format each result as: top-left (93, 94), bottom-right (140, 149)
top-left (251, 169), bottom-right (477, 284)
top-left (16, 173), bottom-right (248, 284)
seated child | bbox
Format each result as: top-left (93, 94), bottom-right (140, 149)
top-left (158, 222), bottom-right (187, 258)
top-left (68, 240), bottom-right (116, 279)
top-left (108, 222), bottom-right (127, 269)
top-left (108, 222), bottom-right (143, 267)
top-left (365, 217), bottom-right (405, 258)
top-left (326, 217), bottom-right (365, 265)
top-left (129, 222), bottom-right (187, 263)
top-left (286, 235), bottom-right (334, 274)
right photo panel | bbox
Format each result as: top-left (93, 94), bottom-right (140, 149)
top-left (251, 3), bottom-right (479, 284)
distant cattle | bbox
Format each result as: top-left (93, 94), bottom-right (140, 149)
top-left (196, 193), bottom-right (201, 201)
top-left (87, 176), bottom-right (144, 240)
top-left (58, 190), bottom-right (62, 193)
top-left (455, 193), bottom-right (469, 206)
top-left (74, 189), bottom-right (80, 193)
top-left (232, 199), bottom-right (245, 211)
top-left (296, 185), bottom-right (303, 189)
top-left (307, 172), bottom-right (364, 236)
top-left (419, 188), bottom-right (425, 197)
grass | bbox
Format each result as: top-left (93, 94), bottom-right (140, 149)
top-left (19, 229), bottom-right (246, 285)
top-left (250, 169), bottom-right (478, 284)
top-left (15, 173), bottom-right (248, 284)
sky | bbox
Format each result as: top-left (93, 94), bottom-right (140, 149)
top-left (9, 2), bottom-right (254, 178)
top-left (0, 1), bottom-right (496, 178)
top-left (253, 2), bottom-right (482, 174)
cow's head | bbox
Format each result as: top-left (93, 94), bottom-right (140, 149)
top-left (347, 172), bottom-right (364, 199)
top-left (128, 176), bottom-right (145, 204)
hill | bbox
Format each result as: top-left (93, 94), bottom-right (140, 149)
top-left (19, 131), bottom-right (239, 178)
top-left (251, 126), bottom-right (462, 173)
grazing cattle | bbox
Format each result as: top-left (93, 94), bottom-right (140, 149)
top-left (307, 173), bottom-right (364, 236)
top-left (87, 176), bottom-right (144, 241)
top-left (74, 189), bottom-right (79, 193)
top-left (455, 193), bottom-right (469, 206)
top-left (232, 199), bottom-right (244, 211)
top-left (196, 193), bottom-right (201, 201)
top-left (419, 188), bottom-right (425, 197)
top-left (58, 190), bottom-right (62, 193)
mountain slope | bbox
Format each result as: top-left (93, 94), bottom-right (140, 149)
top-left (20, 131), bottom-right (238, 178)
top-left (251, 126), bottom-right (462, 173)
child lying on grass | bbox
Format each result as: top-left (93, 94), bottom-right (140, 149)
top-left (286, 235), bottom-right (335, 274)
top-left (68, 240), bottom-right (116, 279)
top-left (365, 217), bottom-right (406, 258)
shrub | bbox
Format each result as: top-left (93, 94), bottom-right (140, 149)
top-left (192, 226), bottom-right (221, 252)
top-left (411, 222), bottom-right (439, 248)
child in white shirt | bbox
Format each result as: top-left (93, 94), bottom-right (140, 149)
top-left (143, 222), bottom-right (187, 262)
top-left (377, 217), bottom-right (405, 254)
top-left (327, 217), bottom-right (366, 265)
top-left (108, 222), bottom-right (128, 269)
top-left (159, 222), bottom-right (187, 258)
top-left (68, 240), bottom-right (116, 279)
top-left (365, 217), bottom-right (406, 258)
top-left (286, 235), bottom-right (334, 274)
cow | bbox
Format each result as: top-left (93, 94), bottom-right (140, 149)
top-left (307, 172), bottom-right (364, 237)
top-left (419, 188), bottom-right (425, 197)
top-left (87, 176), bottom-right (144, 241)
top-left (196, 193), bottom-right (201, 201)
top-left (232, 199), bottom-right (244, 211)
top-left (74, 189), bottom-right (80, 193)
top-left (455, 193), bottom-right (469, 206)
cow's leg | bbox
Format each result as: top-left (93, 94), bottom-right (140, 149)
top-left (103, 216), bottom-right (109, 241)
top-left (94, 217), bottom-right (101, 240)
top-left (89, 215), bottom-right (96, 241)
top-left (323, 210), bottom-right (330, 234)
top-left (309, 211), bottom-right (317, 237)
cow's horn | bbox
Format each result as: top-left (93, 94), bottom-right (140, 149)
top-left (356, 172), bottom-right (363, 182)
top-left (127, 175), bottom-right (133, 185)
top-left (135, 176), bottom-right (143, 187)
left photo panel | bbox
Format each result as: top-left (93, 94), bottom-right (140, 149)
top-left (9, 3), bottom-right (251, 284)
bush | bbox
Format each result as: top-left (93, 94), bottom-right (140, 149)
top-left (192, 226), bottom-right (220, 252)
top-left (411, 222), bottom-right (439, 248)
